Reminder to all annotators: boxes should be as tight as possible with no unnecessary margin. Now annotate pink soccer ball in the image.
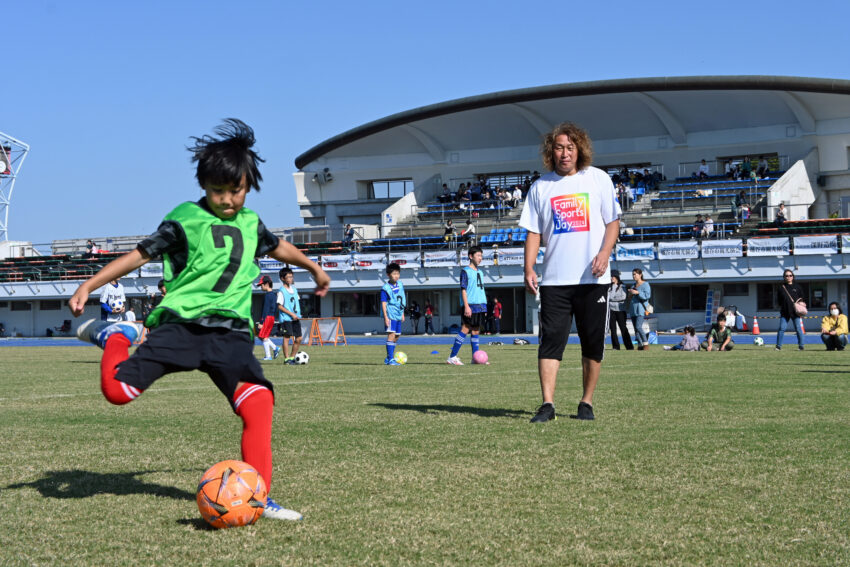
[472,350,489,364]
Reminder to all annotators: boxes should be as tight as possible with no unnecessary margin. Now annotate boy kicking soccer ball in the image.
[447,246,489,365]
[68,119,330,521]
[381,262,406,365]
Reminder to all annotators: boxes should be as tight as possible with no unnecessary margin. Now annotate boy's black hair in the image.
[468,245,483,257]
[716,314,726,323]
[279,267,293,280]
[189,118,265,191]
[386,262,401,275]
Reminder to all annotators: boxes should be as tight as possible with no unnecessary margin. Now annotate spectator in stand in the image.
[504,231,514,247]
[461,219,476,244]
[458,184,472,209]
[691,214,705,239]
[820,302,848,351]
[732,190,747,221]
[701,214,715,238]
[741,156,752,180]
[492,297,502,335]
[643,169,656,191]
[511,185,523,208]
[697,159,710,179]
[342,224,355,247]
[498,187,512,209]
[455,183,466,205]
[443,219,457,243]
[757,156,770,179]
[617,182,632,211]
[470,182,482,202]
[530,170,540,184]
[522,176,532,196]
[725,160,735,179]
[424,300,435,335]
[438,184,452,204]
[775,202,787,227]
[84,239,98,258]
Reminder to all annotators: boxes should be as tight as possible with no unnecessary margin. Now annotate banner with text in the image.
[658,241,699,260]
[746,237,790,257]
[615,242,656,261]
[350,253,387,269]
[140,262,163,278]
[496,246,525,266]
[424,250,459,267]
[701,239,743,259]
[290,256,319,272]
[843,234,850,251]
[793,235,839,255]
[387,252,421,268]
[258,258,284,274]
[320,254,352,271]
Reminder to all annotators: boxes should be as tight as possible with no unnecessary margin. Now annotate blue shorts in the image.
[386,319,402,334]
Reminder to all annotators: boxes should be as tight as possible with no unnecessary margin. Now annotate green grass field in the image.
[1,343,848,566]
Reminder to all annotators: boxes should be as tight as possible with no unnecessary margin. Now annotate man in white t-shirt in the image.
[519,122,621,423]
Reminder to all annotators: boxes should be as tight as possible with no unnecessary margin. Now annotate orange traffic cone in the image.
[800,319,806,334]
[752,316,760,335]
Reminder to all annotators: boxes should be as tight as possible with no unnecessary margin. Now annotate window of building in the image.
[722,283,749,296]
[0,301,8,308]
[40,300,61,310]
[808,282,827,309]
[299,294,321,318]
[370,179,414,199]
[333,292,379,317]
[669,285,708,311]
[11,301,31,311]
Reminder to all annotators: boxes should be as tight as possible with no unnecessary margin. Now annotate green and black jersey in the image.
[139,199,279,335]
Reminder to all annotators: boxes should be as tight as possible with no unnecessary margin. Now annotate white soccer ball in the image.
[753,336,764,346]
[294,351,310,365]
[109,299,124,313]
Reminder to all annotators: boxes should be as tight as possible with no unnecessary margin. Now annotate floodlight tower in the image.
[0,131,30,242]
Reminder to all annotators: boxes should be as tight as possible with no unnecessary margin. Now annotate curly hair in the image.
[540,122,593,173]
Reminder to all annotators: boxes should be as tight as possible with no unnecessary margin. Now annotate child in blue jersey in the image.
[276,268,304,365]
[380,262,406,365]
[257,275,281,361]
[447,246,489,365]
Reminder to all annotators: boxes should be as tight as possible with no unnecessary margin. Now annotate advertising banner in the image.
[843,234,850,251]
[139,262,163,278]
[319,254,352,271]
[746,237,790,257]
[615,242,655,261]
[701,239,743,259]
[387,252,421,268]
[496,246,525,266]
[424,250,459,267]
[657,241,699,260]
[350,253,387,269]
[793,235,839,255]
[258,258,284,273]
[480,247,497,266]
[290,256,319,272]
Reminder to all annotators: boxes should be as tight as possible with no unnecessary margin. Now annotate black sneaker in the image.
[570,402,595,421]
[530,403,556,423]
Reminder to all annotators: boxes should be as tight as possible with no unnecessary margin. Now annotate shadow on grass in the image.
[802,369,850,374]
[5,469,195,501]
[177,517,217,530]
[369,402,532,419]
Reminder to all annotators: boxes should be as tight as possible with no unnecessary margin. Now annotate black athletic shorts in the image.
[281,320,302,338]
[115,323,274,411]
[461,311,486,329]
[538,284,608,362]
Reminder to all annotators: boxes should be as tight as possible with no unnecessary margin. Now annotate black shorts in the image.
[115,323,274,411]
[461,311,486,329]
[281,320,302,338]
[538,284,608,362]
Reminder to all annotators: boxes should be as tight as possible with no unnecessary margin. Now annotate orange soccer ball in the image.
[196,460,268,529]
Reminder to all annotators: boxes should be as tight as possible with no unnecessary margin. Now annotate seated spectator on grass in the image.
[665,326,700,351]
[701,314,734,351]
[775,203,787,227]
[701,215,714,238]
[757,156,769,178]
[691,214,705,238]
[698,159,710,179]
[821,302,848,351]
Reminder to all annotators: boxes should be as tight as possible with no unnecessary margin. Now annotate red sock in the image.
[100,334,142,405]
[233,384,274,490]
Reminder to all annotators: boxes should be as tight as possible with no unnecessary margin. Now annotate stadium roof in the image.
[294,75,850,169]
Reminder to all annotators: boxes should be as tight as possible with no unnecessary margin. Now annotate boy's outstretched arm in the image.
[269,240,331,297]
[69,249,151,317]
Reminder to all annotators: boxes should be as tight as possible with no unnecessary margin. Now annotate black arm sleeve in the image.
[137,221,185,258]
[255,218,280,258]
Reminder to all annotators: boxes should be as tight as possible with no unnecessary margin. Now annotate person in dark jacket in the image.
[607,270,633,350]
[776,269,805,351]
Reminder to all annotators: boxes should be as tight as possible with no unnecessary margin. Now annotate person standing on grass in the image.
[628,268,652,351]
[381,262,406,365]
[607,270,633,350]
[776,269,805,351]
[446,246,489,365]
[68,119,331,522]
[277,268,304,364]
[520,122,621,423]
[257,275,281,361]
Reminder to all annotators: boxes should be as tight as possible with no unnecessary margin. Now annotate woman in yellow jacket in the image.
[820,302,848,351]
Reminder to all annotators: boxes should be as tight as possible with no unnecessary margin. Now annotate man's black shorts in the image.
[461,311,486,328]
[538,284,608,362]
[115,323,273,411]
[281,320,302,338]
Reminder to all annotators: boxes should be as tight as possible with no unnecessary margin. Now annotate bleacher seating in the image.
[620,222,741,241]
[650,177,778,211]
[753,218,850,236]
[418,200,516,220]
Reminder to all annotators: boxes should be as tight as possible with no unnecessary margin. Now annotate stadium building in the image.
[2,76,850,337]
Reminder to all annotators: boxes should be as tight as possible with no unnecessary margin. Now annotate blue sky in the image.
[5,0,850,245]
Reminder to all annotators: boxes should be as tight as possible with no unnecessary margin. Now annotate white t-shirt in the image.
[519,167,621,286]
[123,310,136,322]
[99,282,126,322]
